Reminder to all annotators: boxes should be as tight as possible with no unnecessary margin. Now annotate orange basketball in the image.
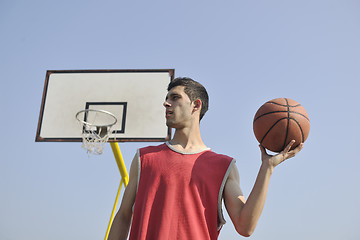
[253,98,310,152]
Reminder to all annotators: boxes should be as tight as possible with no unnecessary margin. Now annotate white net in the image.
[76,109,117,155]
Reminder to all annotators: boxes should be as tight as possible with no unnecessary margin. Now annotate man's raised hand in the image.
[260,140,304,169]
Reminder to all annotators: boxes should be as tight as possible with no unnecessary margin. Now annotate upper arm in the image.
[118,151,139,218]
[108,152,139,239]
[223,163,246,230]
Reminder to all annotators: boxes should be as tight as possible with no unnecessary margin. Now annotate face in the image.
[163,86,195,128]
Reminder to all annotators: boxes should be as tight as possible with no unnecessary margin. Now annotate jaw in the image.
[165,108,200,130]
[165,118,182,129]
[166,116,199,132]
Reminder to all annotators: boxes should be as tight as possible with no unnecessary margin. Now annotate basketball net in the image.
[76,109,117,155]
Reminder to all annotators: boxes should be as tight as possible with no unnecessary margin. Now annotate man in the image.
[108,77,303,239]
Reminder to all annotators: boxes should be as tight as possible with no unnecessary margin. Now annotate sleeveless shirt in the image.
[129,143,235,240]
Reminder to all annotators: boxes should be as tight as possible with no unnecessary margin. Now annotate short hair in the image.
[167,77,209,121]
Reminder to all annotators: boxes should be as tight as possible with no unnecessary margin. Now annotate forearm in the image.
[226,142,302,237]
[238,163,273,235]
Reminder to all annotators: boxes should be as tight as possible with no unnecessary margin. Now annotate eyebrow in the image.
[165,93,181,100]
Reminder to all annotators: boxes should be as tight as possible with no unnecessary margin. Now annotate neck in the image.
[169,123,207,152]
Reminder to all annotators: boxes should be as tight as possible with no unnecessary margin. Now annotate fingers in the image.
[283,140,296,153]
[259,141,304,161]
[283,141,304,159]
[291,142,304,154]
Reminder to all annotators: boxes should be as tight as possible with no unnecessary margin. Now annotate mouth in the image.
[165,110,173,118]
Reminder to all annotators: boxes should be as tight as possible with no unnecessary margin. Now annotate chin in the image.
[166,121,180,129]
[166,122,175,128]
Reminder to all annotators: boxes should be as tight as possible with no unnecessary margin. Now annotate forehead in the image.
[166,85,186,96]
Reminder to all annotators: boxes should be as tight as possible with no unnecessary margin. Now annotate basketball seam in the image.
[289,117,305,142]
[260,117,288,146]
[253,110,310,122]
[268,101,301,108]
[282,98,290,151]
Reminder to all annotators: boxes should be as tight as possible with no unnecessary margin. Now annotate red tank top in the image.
[129,143,234,240]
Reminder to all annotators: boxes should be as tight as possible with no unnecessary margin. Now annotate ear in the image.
[193,99,202,112]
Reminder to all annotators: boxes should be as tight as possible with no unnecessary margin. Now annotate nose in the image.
[163,100,171,108]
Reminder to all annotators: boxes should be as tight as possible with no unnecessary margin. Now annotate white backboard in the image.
[36,69,174,142]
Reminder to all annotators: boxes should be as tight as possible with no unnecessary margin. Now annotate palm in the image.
[260,140,303,168]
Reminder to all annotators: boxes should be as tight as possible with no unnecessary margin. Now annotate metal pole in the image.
[110,142,129,186]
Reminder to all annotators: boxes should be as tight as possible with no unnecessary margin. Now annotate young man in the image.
[108,77,303,239]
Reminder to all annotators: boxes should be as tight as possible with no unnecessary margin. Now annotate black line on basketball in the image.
[260,117,288,144]
[282,99,290,150]
[289,117,305,142]
[254,110,288,122]
[254,110,310,123]
[289,111,310,121]
[268,100,301,108]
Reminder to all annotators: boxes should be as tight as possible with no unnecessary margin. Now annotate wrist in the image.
[260,161,274,175]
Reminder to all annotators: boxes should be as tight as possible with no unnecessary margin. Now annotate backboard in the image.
[35,69,174,142]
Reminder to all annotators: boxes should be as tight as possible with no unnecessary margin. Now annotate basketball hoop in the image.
[75,109,117,155]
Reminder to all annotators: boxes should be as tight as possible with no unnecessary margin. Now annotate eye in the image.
[170,94,181,100]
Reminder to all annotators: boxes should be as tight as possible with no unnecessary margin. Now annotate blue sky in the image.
[1,0,360,239]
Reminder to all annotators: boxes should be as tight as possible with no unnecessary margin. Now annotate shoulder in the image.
[139,143,167,155]
[227,162,240,181]
[203,150,234,163]
[197,151,235,174]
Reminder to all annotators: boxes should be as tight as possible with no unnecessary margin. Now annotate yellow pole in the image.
[104,142,129,240]
[110,142,129,186]
[104,179,124,240]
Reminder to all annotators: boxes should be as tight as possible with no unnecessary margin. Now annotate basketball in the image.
[253,98,310,153]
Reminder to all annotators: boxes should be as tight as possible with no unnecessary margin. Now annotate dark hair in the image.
[167,77,209,121]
